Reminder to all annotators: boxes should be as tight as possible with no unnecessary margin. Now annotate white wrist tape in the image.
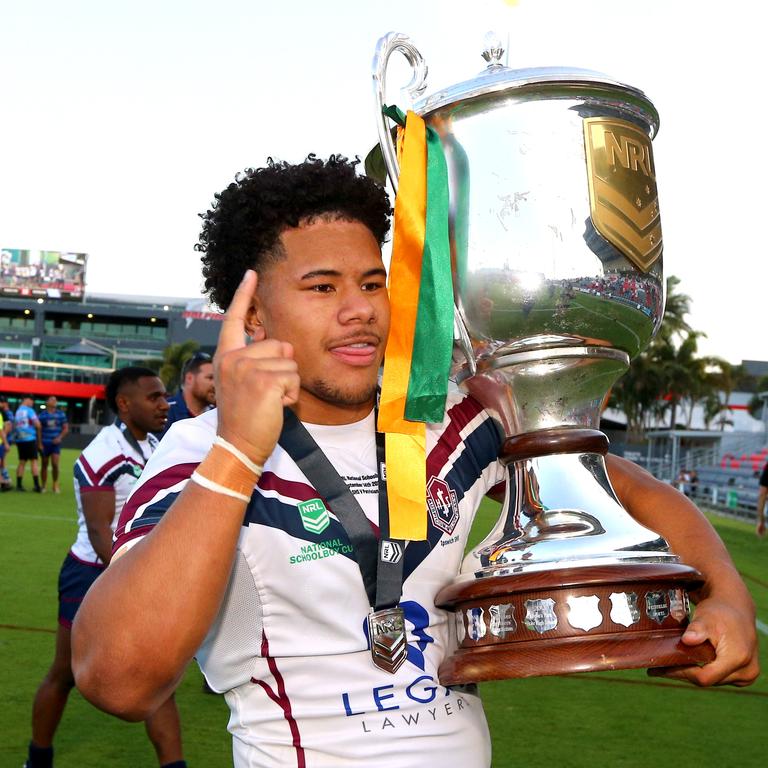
[214,435,264,476]
[191,470,252,503]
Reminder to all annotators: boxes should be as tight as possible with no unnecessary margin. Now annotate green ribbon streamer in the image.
[381,104,453,423]
[382,104,406,127]
[404,123,453,423]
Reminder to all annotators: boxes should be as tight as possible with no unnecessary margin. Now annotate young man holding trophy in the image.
[71,155,757,768]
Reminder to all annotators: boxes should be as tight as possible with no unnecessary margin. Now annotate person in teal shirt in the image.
[13,395,42,492]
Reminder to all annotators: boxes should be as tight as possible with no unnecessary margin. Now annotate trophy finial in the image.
[481,31,505,68]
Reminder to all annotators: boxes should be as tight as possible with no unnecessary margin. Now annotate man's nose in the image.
[338,290,376,324]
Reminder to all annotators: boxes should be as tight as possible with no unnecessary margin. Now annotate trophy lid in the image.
[413,33,659,136]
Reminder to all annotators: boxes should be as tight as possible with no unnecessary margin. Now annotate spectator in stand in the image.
[40,396,69,493]
[14,395,42,492]
[756,462,767,537]
[676,468,692,496]
[689,468,699,499]
[163,352,216,435]
[0,396,13,491]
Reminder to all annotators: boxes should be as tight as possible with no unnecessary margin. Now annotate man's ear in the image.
[244,302,266,342]
[114,392,130,415]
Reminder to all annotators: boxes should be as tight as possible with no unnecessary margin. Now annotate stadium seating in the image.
[691,453,766,516]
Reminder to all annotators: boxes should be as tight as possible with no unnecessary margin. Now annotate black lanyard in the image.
[279,407,405,611]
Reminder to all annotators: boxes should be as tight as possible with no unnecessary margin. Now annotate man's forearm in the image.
[606,454,759,686]
[86,524,114,565]
[606,455,746,598]
[72,481,246,719]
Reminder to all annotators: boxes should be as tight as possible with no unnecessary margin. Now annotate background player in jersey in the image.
[163,351,216,434]
[14,394,42,492]
[40,395,69,493]
[73,157,758,768]
[0,396,12,491]
[756,461,767,537]
[24,368,186,768]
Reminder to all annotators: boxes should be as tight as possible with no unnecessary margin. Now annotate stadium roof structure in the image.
[84,292,194,307]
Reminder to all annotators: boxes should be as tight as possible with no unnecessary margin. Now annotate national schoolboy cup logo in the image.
[297,498,330,534]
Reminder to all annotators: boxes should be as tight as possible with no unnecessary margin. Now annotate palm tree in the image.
[698,358,741,431]
[655,275,693,346]
[611,275,701,440]
[159,340,201,392]
[609,352,666,440]
[654,330,704,430]
[702,391,724,430]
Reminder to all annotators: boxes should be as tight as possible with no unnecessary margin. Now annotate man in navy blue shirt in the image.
[40,396,69,493]
[163,352,215,434]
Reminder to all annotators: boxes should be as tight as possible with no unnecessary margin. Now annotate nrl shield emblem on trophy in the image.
[371,32,714,682]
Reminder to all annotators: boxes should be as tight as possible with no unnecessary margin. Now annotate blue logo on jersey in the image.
[362,600,434,671]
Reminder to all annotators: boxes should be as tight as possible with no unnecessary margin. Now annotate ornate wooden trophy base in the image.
[436,562,715,684]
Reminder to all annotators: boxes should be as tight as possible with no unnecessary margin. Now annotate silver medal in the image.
[368,606,407,674]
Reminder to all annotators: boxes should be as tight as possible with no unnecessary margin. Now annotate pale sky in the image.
[1,0,764,364]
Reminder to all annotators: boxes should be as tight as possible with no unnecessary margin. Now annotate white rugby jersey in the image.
[72,421,155,564]
[115,393,506,768]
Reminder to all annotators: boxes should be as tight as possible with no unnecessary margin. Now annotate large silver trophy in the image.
[372,32,714,682]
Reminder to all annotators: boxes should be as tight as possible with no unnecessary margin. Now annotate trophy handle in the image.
[372,32,428,193]
[372,32,476,375]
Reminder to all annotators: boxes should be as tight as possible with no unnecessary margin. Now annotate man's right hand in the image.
[214,269,300,466]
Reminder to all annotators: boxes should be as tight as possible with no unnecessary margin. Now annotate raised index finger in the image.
[217,269,258,355]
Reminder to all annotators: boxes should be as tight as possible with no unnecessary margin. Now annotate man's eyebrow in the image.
[300,269,341,280]
[299,267,387,280]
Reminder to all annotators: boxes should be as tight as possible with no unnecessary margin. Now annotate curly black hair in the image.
[196,154,392,311]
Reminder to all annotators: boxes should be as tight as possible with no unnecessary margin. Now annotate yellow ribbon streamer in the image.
[378,110,428,541]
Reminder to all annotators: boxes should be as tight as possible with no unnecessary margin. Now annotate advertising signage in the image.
[0,248,87,301]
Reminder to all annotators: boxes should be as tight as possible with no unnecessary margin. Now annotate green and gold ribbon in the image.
[378,107,453,541]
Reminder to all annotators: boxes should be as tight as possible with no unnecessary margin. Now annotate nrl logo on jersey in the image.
[426,476,459,535]
[297,497,330,534]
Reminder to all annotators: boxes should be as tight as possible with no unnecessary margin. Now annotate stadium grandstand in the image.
[607,391,768,521]
[1,247,220,440]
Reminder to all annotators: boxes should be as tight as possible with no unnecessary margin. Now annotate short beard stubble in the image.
[304,377,378,410]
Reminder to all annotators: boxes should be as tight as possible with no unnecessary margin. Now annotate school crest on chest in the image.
[426,476,459,535]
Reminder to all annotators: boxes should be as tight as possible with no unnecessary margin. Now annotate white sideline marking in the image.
[0,510,72,522]
[756,619,768,636]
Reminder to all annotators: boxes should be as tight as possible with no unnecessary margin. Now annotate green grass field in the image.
[1,449,765,767]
